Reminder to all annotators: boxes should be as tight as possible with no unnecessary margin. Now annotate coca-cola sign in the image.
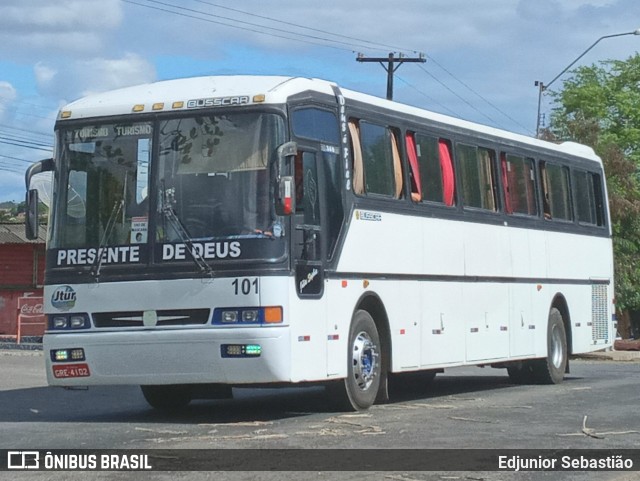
[18,297,45,317]
[20,303,44,315]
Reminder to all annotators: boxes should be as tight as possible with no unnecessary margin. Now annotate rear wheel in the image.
[533,308,567,384]
[507,308,568,385]
[141,385,192,411]
[506,361,535,384]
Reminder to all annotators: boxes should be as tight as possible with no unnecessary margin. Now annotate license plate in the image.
[53,363,91,379]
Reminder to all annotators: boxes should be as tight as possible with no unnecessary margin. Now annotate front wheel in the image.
[328,310,382,411]
[141,385,192,411]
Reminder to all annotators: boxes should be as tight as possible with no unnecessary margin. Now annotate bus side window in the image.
[350,119,403,199]
[501,153,537,216]
[406,132,452,205]
[574,169,605,226]
[457,143,497,211]
[540,161,572,221]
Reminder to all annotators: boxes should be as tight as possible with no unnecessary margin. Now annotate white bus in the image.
[26,75,614,411]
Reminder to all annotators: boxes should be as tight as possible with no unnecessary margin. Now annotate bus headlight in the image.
[70,315,88,328]
[222,310,238,323]
[48,313,90,330]
[242,309,259,323]
[52,316,68,329]
[212,307,283,325]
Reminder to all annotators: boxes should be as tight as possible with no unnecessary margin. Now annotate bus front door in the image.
[288,147,333,382]
[292,149,325,298]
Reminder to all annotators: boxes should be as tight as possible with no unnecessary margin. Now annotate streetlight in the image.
[535,28,640,137]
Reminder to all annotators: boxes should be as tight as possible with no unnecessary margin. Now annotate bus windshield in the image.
[50,122,154,250]
[157,113,283,241]
[50,112,286,262]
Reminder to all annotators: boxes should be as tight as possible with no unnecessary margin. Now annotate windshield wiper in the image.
[160,184,214,277]
[90,198,124,281]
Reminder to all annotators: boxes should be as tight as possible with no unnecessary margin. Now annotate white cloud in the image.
[35,53,157,101]
[0,81,17,101]
[0,0,122,59]
[0,0,121,30]
[0,81,17,122]
[33,64,57,87]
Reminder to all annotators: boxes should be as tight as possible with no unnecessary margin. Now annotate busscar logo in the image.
[51,285,77,311]
[8,451,39,469]
[355,210,382,222]
[186,96,250,109]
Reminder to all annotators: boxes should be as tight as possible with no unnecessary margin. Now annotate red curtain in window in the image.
[439,140,455,207]
[405,133,422,200]
[501,153,513,214]
[524,163,536,215]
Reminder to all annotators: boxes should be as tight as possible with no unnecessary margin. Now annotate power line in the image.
[424,56,533,134]
[191,0,417,55]
[1,154,42,165]
[123,0,528,133]
[0,123,53,140]
[0,135,53,149]
[417,65,500,126]
[138,0,420,54]
[395,75,460,118]
[0,130,53,147]
[190,0,526,131]
[123,0,358,52]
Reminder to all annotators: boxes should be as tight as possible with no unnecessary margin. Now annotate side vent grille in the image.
[591,284,609,343]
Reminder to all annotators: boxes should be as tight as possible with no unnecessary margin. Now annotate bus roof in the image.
[58,75,600,163]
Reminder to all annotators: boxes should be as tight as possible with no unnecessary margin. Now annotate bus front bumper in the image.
[43,327,291,387]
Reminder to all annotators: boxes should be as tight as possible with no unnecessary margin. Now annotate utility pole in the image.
[357,52,426,100]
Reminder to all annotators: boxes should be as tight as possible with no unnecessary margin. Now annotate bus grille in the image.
[591,284,609,342]
[93,309,210,328]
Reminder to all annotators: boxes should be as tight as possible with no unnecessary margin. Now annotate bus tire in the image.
[533,308,567,384]
[506,362,535,384]
[141,385,192,411]
[328,310,382,411]
[389,370,437,394]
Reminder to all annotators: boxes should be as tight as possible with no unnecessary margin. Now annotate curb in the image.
[573,351,640,362]
[0,336,43,351]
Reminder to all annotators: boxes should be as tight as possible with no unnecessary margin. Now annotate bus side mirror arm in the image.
[275,141,297,216]
[25,158,53,240]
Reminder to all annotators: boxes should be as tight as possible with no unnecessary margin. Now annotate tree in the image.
[549,54,640,334]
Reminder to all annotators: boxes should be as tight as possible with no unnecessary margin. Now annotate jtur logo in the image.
[51,285,77,311]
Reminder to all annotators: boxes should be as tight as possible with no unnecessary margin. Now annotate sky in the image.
[1,0,640,203]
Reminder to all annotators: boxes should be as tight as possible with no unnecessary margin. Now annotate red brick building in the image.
[0,223,46,340]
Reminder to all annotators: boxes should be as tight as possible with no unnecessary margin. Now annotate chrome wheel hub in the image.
[351,330,378,390]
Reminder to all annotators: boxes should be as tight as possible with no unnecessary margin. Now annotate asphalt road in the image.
[0,350,639,481]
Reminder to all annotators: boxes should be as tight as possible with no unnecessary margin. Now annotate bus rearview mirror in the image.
[275,141,297,216]
[25,189,40,240]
